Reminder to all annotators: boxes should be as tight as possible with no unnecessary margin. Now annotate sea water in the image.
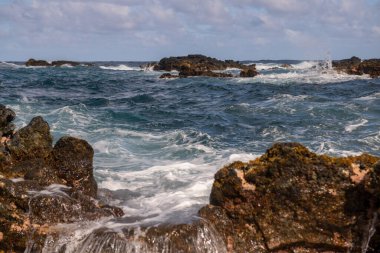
[1,60,380,250]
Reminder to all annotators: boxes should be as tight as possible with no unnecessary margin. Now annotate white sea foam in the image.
[345,119,368,132]
[100,65,141,71]
[228,153,259,163]
[0,61,23,68]
[236,69,371,84]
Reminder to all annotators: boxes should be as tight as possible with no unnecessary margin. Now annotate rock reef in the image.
[332,56,380,78]
[2,104,380,252]
[150,54,258,78]
[25,59,93,67]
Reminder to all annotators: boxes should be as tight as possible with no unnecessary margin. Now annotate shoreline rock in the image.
[0,105,123,252]
[332,56,380,78]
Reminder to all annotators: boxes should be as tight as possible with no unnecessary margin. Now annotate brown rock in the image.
[52,136,97,198]
[7,116,53,162]
[25,59,51,67]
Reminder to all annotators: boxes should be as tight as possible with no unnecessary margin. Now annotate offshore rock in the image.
[332,56,380,78]
[239,64,259,77]
[208,143,380,252]
[7,116,52,162]
[25,59,88,67]
[53,136,98,198]
[25,58,51,67]
[332,56,362,75]
[153,54,258,78]
[360,59,380,78]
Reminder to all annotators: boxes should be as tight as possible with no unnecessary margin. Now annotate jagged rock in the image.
[209,143,380,252]
[239,65,259,77]
[52,136,97,198]
[25,59,51,67]
[332,56,362,75]
[159,73,179,79]
[360,59,380,78]
[153,54,258,78]
[0,104,16,137]
[51,60,80,67]
[29,187,123,224]
[179,66,233,78]
[7,116,53,162]
[332,56,380,78]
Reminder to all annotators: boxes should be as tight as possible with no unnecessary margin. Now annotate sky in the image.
[0,0,380,61]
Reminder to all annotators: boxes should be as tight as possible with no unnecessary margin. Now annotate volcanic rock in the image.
[52,136,97,198]
[153,54,258,78]
[0,104,16,137]
[159,73,179,79]
[25,59,51,67]
[208,142,380,252]
[360,59,380,78]
[332,56,362,75]
[239,64,259,77]
[332,56,380,78]
[7,116,52,162]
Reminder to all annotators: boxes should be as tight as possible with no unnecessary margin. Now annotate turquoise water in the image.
[1,60,379,225]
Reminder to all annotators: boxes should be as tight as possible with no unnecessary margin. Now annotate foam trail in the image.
[100,65,140,71]
[345,119,368,133]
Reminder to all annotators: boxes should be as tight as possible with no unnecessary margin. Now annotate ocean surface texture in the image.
[1,60,379,239]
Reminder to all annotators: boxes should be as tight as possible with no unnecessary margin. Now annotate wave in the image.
[236,69,371,84]
[100,65,141,71]
[0,61,23,68]
[345,119,368,133]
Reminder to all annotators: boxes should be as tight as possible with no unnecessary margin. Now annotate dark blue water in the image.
[1,61,380,226]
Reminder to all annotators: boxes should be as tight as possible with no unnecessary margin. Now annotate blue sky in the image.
[0,0,379,61]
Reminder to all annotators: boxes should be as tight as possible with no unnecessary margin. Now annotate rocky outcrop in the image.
[239,64,258,77]
[0,105,16,137]
[0,105,123,252]
[52,136,97,198]
[332,56,380,78]
[154,54,258,78]
[25,59,91,67]
[206,143,380,252]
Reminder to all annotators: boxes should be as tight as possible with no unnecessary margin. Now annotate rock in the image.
[209,143,380,252]
[52,136,97,198]
[159,73,179,79]
[332,56,362,75]
[7,116,53,162]
[25,58,51,67]
[280,63,293,69]
[239,64,259,77]
[179,66,233,78]
[153,54,257,78]
[0,104,16,137]
[51,60,80,67]
[29,187,123,224]
[360,59,380,78]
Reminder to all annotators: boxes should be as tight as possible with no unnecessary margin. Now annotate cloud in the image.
[0,0,379,60]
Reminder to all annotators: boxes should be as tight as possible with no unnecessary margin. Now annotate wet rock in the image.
[0,104,16,137]
[153,54,257,78]
[332,56,362,75]
[51,60,80,67]
[360,59,380,78]
[179,66,233,78]
[209,143,380,252]
[52,136,97,198]
[25,58,51,67]
[29,187,123,224]
[239,65,259,77]
[159,73,179,79]
[7,116,53,162]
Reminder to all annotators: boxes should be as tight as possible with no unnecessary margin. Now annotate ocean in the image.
[1,60,380,249]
